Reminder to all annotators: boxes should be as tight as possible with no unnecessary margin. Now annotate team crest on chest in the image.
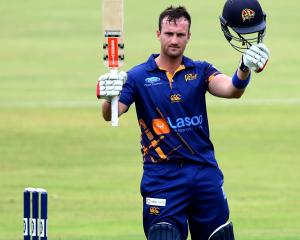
[170,94,182,103]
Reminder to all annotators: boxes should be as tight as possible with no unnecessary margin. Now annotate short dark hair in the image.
[159,6,191,32]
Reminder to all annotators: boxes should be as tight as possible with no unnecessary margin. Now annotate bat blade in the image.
[103,0,124,33]
[102,0,124,127]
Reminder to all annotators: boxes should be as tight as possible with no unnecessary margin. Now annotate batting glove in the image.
[96,70,127,100]
[242,43,270,73]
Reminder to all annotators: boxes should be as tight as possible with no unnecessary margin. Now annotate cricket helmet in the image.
[220,0,266,52]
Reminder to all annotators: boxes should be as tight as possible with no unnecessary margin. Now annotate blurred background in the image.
[0,1,299,239]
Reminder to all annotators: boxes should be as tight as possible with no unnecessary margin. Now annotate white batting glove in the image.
[96,70,127,100]
[242,43,270,73]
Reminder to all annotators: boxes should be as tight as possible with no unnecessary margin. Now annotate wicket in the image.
[24,188,48,240]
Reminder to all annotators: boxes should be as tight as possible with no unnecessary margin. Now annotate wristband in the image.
[232,71,251,89]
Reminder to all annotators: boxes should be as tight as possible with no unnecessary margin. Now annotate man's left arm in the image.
[208,43,270,98]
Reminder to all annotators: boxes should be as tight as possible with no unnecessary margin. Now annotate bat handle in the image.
[110,69,119,127]
[111,96,118,127]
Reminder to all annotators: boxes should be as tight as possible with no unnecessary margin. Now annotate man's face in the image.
[157,17,191,58]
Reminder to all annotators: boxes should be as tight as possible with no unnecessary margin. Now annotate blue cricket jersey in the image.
[119,54,221,166]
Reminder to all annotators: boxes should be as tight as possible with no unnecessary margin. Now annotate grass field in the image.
[0,0,300,239]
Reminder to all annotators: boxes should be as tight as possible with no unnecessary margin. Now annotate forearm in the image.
[101,100,129,121]
[230,67,251,98]
[230,65,251,97]
[236,67,250,80]
[208,60,252,99]
[102,100,112,121]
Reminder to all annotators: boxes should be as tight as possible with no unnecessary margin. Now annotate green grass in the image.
[1,0,300,239]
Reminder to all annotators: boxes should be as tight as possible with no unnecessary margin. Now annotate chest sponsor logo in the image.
[167,115,203,131]
[185,73,198,81]
[152,118,170,135]
[170,94,182,103]
[144,77,162,87]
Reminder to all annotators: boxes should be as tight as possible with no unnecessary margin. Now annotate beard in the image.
[162,44,185,58]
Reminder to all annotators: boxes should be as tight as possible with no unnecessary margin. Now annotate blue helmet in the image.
[220,0,266,52]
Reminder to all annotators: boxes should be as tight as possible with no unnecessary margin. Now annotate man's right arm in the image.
[102,100,128,121]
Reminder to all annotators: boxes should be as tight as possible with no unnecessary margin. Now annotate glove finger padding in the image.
[96,71,127,99]
[248,45,269,64]
[98,73,110,82]
[243,43,270,73]
[100,86,114,91]
[103,80,124,86]
[244,53,258,65]
[118,71,127,82]
[100,90,120,97]
[257,43,270,57]
[100,85,123,91]
[246,48,261,60]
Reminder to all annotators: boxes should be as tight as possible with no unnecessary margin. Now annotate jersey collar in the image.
[144,54,195,72]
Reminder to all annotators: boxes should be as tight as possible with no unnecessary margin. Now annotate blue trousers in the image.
[141,161,229,240]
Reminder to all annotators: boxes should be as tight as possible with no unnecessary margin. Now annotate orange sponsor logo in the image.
[152,118,170,135]
[242,9,255,22]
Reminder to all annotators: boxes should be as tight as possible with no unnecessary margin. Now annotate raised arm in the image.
[208,43,270,99]
[208,70,249,99]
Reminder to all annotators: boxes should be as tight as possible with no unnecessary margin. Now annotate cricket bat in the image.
[102,0,125,127]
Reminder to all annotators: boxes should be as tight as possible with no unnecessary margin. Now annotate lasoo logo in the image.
[167,115,203,130]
